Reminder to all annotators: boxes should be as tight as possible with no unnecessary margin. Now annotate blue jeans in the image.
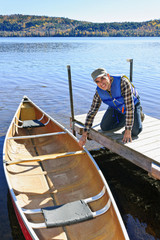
[100,103,142,136]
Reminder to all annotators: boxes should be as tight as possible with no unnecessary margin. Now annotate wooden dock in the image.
[73,111,160,180]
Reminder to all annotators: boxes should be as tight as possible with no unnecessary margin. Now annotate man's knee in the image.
[100,121,110,131]
[132,127,142,136]
[100,122,107,131]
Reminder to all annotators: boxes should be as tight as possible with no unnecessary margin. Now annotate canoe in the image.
[3,96,130,240]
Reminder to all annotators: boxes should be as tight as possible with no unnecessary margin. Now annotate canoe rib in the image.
[7,131,67,140]
[6,150,86,165]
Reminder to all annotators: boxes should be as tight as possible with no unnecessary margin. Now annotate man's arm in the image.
[121,76,134,143]
[79,91,101,147]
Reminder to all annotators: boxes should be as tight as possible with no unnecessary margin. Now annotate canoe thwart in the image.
[7,131,67,140]
[5,150,86,165]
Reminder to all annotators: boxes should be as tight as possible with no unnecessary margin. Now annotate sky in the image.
[0,0,160,23]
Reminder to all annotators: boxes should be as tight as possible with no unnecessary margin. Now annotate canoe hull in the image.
[3,96,130,240]
[11,193,33,240]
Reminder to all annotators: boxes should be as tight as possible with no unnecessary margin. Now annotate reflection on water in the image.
[0,37,160,239]
[91,148,160,240]
[125,215,157,240]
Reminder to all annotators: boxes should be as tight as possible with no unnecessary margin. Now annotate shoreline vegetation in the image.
[0,14,160,37]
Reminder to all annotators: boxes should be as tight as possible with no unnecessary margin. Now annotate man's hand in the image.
[79,132,87,147]
[123,129,132,143]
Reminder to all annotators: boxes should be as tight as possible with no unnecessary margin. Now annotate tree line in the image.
[0,14,160,37]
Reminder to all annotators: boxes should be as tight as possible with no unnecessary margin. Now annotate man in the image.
[79,68,143,147]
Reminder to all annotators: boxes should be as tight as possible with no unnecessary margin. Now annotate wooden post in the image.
[127,59,133,82]
[67,65,76,136]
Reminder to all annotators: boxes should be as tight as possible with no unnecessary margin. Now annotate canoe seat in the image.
[14,114,50,129]
[21,119,45,128]
[42,200,93,227]
[22,187,111,228]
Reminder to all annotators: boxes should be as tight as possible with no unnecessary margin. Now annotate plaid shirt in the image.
[84,75,138,132]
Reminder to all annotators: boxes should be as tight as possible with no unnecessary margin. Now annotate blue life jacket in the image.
[96,75,139,114]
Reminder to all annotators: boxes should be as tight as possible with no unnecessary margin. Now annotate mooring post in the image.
[67,65,76,136]
[127,59,133,82]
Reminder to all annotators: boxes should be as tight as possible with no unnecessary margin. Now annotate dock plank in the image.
[74,111,160,180]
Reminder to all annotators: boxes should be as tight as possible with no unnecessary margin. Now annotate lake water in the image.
[0,37,160,239]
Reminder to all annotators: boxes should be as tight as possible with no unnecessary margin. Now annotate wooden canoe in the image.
[3,96,130,240]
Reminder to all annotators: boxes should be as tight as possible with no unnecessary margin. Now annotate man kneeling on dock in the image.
[79,68,144,146]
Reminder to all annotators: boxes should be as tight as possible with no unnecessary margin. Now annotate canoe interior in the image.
[5,99,126,240]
